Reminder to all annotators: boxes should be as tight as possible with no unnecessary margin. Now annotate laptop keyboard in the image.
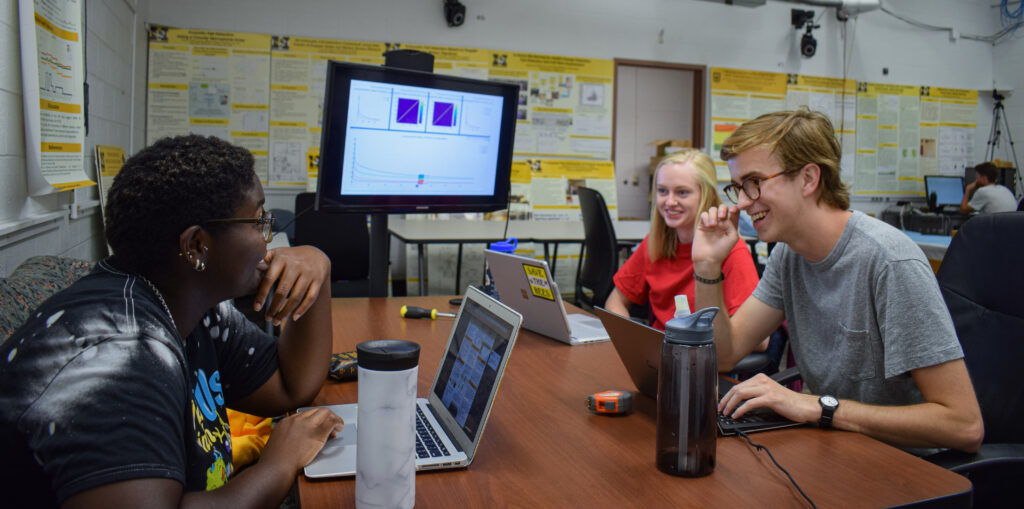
[717,408,801,436]
[415,406,451,459]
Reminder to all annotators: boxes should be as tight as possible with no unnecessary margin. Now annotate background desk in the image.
[903,231,953,273]
[388,219,650,295]
[298,296,971,508]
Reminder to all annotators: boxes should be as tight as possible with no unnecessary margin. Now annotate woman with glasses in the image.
[604,149,760,332]
[0,135,344,507]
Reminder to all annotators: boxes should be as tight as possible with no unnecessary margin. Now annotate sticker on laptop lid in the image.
[522,264,555,301]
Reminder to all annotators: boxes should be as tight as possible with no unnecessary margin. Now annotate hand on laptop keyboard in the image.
[718,373,818,425]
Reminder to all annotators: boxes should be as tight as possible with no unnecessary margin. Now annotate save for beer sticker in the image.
[522,264,555,301]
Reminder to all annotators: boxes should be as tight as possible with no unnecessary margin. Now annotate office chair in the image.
[268,207,295,244]
[925,212,1024,508]
[292,192,372,297]
[575,187,619,311]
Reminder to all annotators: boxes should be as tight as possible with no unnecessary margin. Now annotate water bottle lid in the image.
[488,237,518,253]
[357,339,420,371]
[664,307,719,345]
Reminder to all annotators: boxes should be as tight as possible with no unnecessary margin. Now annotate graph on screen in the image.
[341,80,504,196]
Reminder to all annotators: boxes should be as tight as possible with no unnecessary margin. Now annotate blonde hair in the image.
[648,149,721,262]
[720,107,849,210]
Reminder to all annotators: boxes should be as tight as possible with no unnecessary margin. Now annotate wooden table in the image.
[298,296,972,508]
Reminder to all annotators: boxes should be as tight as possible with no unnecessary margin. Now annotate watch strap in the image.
[818,395,838,429]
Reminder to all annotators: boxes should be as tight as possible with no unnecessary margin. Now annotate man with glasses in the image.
[694,108,983,453]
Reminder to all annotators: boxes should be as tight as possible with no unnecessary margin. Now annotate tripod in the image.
[984,90,1022,200]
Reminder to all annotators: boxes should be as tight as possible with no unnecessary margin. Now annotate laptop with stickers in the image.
[484,249,608,345]
[298,286,523,478]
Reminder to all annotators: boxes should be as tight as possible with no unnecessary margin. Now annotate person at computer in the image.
[959,161,1018,214]
[0,135,345,507]
[603,148,761,334]
[693,108,984,453]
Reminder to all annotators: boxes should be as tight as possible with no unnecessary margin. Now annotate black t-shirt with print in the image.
[0,261,279,507]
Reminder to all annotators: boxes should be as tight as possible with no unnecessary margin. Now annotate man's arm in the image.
[232,245,333,416]
[959,181,977,215]
[693,205,783,370]
[719,359,984,452]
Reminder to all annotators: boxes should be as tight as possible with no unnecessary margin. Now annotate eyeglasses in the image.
[206,209,275,243]
[722,171,792,204]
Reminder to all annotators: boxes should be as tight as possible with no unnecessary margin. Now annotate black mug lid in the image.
[357,339,421,371]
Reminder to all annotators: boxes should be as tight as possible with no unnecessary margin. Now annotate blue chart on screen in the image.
[396,98,421,124]
[433,102,456,127]
[341,79,504,196]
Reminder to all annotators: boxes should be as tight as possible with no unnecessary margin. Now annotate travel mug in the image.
[355,339,420,509]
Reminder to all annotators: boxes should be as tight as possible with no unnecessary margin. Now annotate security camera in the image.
[444,0,466,27]
[801,27,818,58]
[791,9,819,58]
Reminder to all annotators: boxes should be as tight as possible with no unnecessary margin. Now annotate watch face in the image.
[821,396,839,408]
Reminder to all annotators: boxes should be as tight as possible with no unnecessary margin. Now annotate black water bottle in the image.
[656,306,719,477]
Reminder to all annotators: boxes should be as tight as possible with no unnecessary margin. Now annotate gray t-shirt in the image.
[751,211,962,405]
[968,184,1017,214]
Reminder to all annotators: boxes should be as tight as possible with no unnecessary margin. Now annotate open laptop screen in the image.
[432,298,515,442]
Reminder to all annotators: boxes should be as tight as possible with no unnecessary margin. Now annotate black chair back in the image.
[575,187,618,310]
[936,212,1024,444]
[269,208,295,244]
[292,192,371,296]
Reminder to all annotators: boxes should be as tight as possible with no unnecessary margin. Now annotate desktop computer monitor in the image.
[316,61,520,213]
[924,176,964,208]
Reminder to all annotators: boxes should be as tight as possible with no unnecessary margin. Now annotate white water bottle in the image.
[355,340,420,509]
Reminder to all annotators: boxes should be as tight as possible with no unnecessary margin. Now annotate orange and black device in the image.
[585,390,633,415]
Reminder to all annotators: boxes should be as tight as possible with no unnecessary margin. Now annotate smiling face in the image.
[727,146,803,244]
[655,161,702,242]
[206,176,270,299]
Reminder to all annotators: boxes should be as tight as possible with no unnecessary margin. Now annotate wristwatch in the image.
[818,395,839,429]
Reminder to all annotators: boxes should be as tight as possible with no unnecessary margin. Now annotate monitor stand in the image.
[368,213,388,297]
[367,49,435,298]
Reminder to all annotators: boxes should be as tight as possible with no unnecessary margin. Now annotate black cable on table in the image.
[735,429,817,509]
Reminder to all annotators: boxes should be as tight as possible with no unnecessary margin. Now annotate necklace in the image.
[138,275,177,333]
[99,259,179,335]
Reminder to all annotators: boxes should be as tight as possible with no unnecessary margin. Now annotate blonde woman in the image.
[604,149,758,330]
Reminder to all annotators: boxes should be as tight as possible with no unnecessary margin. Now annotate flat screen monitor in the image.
[924,176,964,207]
[316,61,519,213]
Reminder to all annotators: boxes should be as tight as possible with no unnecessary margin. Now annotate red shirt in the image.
[612,236,759,331]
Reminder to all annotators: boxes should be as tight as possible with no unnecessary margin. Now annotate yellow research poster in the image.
[94,145,126,214]
[527,159,616,221]
[854,83,921,194]
[19,0,94,193]
[709,68,787,180]
[785,74,857,183]
[507,161,534,220]
[920,87,977,179]
[269,37,387,188]
[146,26,272,183]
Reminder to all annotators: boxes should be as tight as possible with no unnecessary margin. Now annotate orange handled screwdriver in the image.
[400,305,456,320]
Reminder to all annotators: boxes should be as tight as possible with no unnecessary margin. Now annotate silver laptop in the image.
[485,249,609,345]
[299,285,523,478]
